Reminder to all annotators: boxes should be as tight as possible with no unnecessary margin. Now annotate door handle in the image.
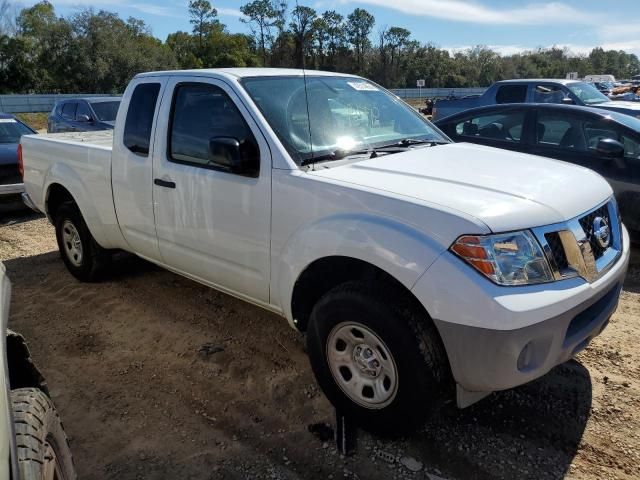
[154,178,176,189]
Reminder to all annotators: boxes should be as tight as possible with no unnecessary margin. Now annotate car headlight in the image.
[451,230,553,286]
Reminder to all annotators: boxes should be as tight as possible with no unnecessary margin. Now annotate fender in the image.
[275,213,447,326]
[44,161,127,250]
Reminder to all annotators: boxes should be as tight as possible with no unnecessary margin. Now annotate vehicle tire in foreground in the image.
[54,202,110,282]
[306,281,451,434]
[11,388,76,480]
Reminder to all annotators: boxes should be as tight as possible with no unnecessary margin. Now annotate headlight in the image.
[451,230,553,286]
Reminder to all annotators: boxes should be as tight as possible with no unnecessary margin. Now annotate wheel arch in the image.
[6,331,48,395]
[290,255,438,335]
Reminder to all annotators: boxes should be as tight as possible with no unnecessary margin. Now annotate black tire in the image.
[11,388,76,480]
[307,281,451,434]
[54,202,110,282]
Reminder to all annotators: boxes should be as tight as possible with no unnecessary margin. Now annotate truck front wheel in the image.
[54,202,110,282]
[306,281,451,434]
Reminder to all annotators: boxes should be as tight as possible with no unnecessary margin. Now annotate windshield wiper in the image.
[300,139,449,167]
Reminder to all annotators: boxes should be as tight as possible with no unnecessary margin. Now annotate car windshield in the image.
[240,75,448,164]
[0,118,34,143]
[567,82,611,105]
[90,101,121,121]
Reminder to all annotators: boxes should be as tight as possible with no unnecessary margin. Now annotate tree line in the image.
[0,0,638,94]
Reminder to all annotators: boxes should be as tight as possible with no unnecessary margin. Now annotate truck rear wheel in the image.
[54,202,110,282]
[306,281,451,434]
[11,388,76,480]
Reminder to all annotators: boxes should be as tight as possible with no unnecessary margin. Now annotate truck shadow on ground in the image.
[406,360,592,479]
[3,250,596,480]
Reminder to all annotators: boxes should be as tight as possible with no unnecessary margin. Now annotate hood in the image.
[594,101,640,112]
[310,143,613,233]
[101,121,115,128]
[0,143,18,166]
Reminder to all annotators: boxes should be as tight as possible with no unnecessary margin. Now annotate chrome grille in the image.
[533,199,622,283]
[544,232,569,271]
[578,204,610,260]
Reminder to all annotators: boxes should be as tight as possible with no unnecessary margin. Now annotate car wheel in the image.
[11,388,76,480]
[54,202,110,282]
[306,281,451,434]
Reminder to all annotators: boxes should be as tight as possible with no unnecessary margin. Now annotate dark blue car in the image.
[47,97,121,133]
[0,114,36,200]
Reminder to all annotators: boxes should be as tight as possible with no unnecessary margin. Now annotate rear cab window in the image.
[495,85,527,104]
[123,83,161,156]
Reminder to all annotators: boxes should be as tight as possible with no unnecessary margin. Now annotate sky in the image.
[21,0,640,57]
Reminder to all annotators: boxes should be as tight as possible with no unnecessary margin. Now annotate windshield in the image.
[90,101,120,121]
[567,82,610,105]
[241,75,448,164]
[0,118,34,144]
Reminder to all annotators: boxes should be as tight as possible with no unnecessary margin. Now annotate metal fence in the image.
[0,89,487,113]
[0,94,120,114]
[391,87,487,99]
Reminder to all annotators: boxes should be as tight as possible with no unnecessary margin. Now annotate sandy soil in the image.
[1,212,639,480]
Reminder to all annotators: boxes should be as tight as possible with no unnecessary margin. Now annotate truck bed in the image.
[20,129,122,248]
[31,130,114,150]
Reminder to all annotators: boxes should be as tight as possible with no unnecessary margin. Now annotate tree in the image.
[240,0,282,66]
[188,0,219,54]
[346,8,374,74]
[289,5,316,68]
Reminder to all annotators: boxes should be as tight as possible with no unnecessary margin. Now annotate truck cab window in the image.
[61,103,77,120]
[76,102,92,120]
[495,85,527,104]
[533,85,566,104]
[168,83,256,169]
[123,83,161,156]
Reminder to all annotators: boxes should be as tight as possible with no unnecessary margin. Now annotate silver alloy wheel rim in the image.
[62,220,83,267]
[326,322,398,409]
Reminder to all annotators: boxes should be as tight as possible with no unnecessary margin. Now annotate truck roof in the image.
[134,68,359,80]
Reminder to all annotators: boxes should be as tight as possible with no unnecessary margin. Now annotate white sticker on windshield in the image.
[0,118,17,123]
[347,81,379,91]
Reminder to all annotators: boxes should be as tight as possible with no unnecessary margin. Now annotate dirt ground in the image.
[1,211,639,480]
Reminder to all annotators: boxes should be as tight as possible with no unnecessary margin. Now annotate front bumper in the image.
[412,225,630,402]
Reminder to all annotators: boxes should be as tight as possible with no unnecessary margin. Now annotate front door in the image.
[152,77,272,302]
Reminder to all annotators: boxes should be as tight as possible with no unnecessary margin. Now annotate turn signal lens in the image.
[450,231,553,286]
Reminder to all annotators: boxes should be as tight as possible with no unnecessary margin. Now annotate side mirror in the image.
[77,114,92,122]
[208,136,259,177]
[596,138,626,167]
[561,97,575,105]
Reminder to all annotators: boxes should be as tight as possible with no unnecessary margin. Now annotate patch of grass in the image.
[15,112,48,132]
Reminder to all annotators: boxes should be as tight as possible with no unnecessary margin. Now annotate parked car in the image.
[20,69,630,432]
[591,81,615,96]
[48,97,121,133]
[435,103,640,237]
[0,264,76,479]
[432,79,640,121]
[0,114,36,201]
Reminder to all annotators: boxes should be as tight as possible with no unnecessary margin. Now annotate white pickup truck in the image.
[20,68,630,433]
